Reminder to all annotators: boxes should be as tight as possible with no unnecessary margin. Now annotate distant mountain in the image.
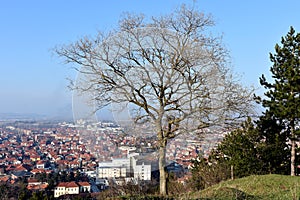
[0,113,47,121]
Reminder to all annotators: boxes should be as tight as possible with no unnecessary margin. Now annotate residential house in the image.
[27,178,48,191]
[36,160,45,169]
[54,181,81,198]
[31,168,52,175]
[30,154,40,162]
[78,182,91,193]
[0,176,10,183]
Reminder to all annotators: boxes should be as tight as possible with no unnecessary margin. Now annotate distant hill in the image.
[0,113,47,121]
[0,112,74,122]
[186,174,300,200]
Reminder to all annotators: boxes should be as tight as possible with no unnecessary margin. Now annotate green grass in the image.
[185,174,300,200]
[101,175,300,199]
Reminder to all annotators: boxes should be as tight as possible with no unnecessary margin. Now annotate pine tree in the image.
[216,118,263,178]
[257,26,300,176]
[256,111,290,174]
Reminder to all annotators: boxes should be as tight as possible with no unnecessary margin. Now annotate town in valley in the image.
[0,117,224,198]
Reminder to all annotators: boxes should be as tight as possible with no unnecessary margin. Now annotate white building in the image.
[96,152,151,182]
[54,181,91,198]
[78,182,91,193]
[54,182,80,198]
[97,166,127,178]
[134,162,151,181]
[98,158,131,178]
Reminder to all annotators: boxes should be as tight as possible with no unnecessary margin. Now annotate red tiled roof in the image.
[5,165,15,171]
[67,181,79,187]
[23,159,32,163]
[36,160,45,165]
[27,183,48,190]
[57,160,68,165]
[31,168,45,174]
[14,165,28,171]
[78,182,90,187]
[57,181,79,188]
[0,176,9,182]
[27,178,40,184]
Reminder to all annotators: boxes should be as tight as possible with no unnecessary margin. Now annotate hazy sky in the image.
[1,0,300,119]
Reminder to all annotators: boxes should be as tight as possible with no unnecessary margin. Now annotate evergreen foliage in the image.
[193,116,290,183]
[216,118,264,178]
[256,111,290,174]
[256,26,300,175]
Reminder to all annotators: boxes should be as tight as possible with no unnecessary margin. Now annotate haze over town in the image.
[1,0,300,120]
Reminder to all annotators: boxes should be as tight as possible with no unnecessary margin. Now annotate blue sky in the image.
[0,0,299,119]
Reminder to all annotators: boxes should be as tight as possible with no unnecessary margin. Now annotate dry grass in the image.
[186,174,300,200]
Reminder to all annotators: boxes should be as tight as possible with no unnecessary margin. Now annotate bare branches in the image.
[55,4,255,139]
[55,6,256,196]
[119,12,145,32]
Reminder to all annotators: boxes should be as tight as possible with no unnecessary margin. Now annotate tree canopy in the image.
[56,4,255,195]
[216,118,263,178]
[257,26,300,176]
[211,115,290,180]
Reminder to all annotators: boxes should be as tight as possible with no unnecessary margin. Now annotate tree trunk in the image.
[291,139,296,176]
[159,140,167,196]
[291,121,296,176]
[231,165,234,180]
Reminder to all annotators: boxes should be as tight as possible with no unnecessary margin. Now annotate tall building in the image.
[134,161,151,181]
[96,152,151,182]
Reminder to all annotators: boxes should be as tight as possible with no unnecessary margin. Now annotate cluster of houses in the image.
[0,123,97,198]
[0,120,225,198]
[0,125,96,170]
[0,122,155,198]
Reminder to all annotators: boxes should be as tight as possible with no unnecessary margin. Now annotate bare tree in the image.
[55,4,254,196]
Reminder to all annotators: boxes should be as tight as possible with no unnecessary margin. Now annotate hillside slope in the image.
[185,174,300,200]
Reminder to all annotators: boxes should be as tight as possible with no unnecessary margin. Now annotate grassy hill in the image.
[185,174,300,200]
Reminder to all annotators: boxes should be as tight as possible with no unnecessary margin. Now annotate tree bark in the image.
[291,126,296,176]
[159,140,167,196]
[291,140,295,176]
[231,165,234,180]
